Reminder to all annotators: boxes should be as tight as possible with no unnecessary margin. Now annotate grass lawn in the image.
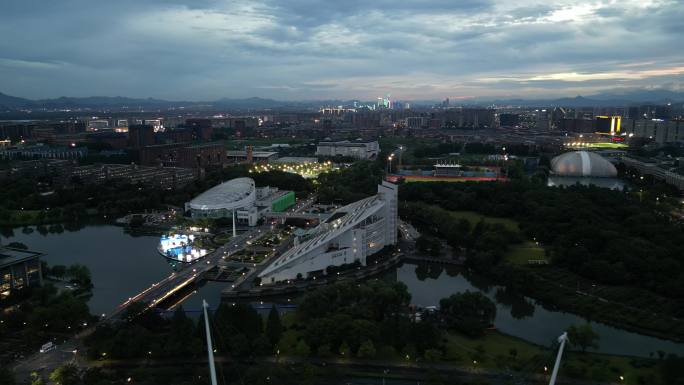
[505,242,547,265]
[1,210,43,226]
[449,210,520,233]
[278,309,661,384]
[444,331,661,385]
[214,233,232,244]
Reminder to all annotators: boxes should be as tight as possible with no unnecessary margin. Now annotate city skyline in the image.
[0,0,682,101]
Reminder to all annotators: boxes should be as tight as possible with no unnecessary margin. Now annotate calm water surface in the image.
[390,262,684,357]
[3,224,682,358]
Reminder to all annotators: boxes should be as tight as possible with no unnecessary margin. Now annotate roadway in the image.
[13,195,316,380]
[110,224,271,318]
[12,223,271,381]
[398,219,420,242]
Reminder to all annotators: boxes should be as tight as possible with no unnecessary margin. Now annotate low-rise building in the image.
[226,150,279,163]
[69,164,196,189]
[315,140,379,159]
[185,177,295,226]
[0,247,43,299]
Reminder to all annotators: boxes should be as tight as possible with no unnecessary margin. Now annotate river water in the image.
[2,223,682,358]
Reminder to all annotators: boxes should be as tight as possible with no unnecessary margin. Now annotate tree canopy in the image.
[439,291,497,337]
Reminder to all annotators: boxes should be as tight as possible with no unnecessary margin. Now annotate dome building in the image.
[185,177,296,235]
[550,151,617,178]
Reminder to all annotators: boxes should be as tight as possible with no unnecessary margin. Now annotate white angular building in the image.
[259,181,398,284]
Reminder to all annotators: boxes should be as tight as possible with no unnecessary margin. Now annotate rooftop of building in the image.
[260,195,386,277]
[226,150,279,158]
[0,247,43,268]
[317,140,378,146]
[273,156,319,164]
[187,177,256,210]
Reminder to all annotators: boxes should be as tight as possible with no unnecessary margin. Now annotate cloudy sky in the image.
[0,0,682,101]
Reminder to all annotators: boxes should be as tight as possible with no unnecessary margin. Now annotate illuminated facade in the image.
[259,182,398,283]
[0,247,43,299]
[596,116,622,135]
[551,151,617,177]
[185,178,295,226]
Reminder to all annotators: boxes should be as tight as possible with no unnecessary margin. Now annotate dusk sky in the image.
[1,0,682,101]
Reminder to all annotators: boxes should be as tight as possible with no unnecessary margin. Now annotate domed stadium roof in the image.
[186,177,256,211]
[550,151,617,177]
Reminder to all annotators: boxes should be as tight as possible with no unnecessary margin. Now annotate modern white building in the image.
[185,177,295,234]
[259,181,398,284]
[315,140,380,160]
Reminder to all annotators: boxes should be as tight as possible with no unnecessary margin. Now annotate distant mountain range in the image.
[1,88,682,111]
[0,93,309,111]
[474,89,684,107]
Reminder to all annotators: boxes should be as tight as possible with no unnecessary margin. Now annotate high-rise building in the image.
[128,124,155,149]
[499,113,520,127]
[596,116,622,134]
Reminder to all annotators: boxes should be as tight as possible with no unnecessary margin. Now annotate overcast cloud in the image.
[0,0,682,100]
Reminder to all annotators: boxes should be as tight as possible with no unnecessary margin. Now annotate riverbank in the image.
[0,209,93,228]
[488,262,684,342]
[400,200,684,343]
[272,309,664,385]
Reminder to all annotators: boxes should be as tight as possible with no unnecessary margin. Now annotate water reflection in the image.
[3,224,682,358]
[392,262,684,357]
[494,287,535,320]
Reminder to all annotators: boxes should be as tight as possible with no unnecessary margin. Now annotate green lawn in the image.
[505,242,547,265]
[449,210,520,233]
[444,331,661,385]
[277,311,660,384]
[214,233,232,244]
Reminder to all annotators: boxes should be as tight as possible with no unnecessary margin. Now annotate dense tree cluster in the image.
[439,291,497,337]
[43,263,93,290]
[400,181,684,301]
[0,164,313,226]
[0,284,93,360]
[296,280,440,357]
[401,201,522,271]
[567,323,600,353]
[85,302,284,361]
[412,142,539,159]
[86,304,202,359]
[317,161,384,204]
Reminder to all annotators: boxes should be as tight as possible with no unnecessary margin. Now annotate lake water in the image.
[390,262,684,357]
[1,224,174,315]
[2,224,682,358]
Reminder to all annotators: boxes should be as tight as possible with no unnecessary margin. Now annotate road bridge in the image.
[108,225,270,319]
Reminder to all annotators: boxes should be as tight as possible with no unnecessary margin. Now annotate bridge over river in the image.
[107,224,271,319]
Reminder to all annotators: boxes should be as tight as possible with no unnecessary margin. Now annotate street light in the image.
[387,155,394,174]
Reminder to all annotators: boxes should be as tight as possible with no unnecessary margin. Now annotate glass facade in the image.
[0,250,43,298]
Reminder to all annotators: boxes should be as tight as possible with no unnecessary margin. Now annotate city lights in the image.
[250,160,335,178]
